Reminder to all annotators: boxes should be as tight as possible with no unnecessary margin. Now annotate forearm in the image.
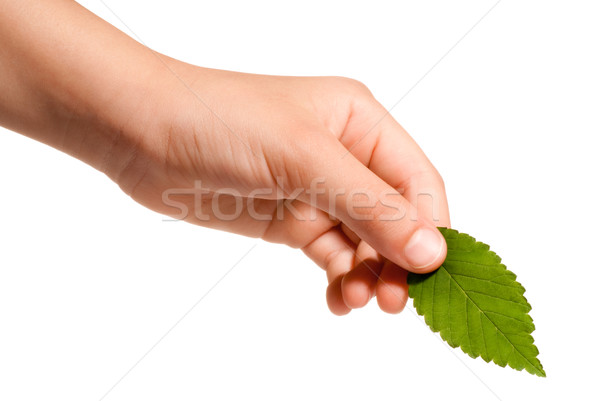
[0,0,168,177]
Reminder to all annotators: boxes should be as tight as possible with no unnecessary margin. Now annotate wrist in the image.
[0,1,171,184]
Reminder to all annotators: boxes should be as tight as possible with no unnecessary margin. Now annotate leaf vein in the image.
[443,266,541,374]
[464,289,529,306]
[444,258,500,268]
[450,272,518,289]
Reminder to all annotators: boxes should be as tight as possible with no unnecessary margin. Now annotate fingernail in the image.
[404,228,444,270]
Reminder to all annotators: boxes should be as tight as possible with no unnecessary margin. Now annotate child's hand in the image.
[0,0,450,315]
[116,65,450,315]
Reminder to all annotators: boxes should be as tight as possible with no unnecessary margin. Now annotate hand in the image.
[0,0,450,315]
[114,64,451,315]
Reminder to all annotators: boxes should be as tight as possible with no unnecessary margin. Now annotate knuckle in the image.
[325,76,373,98]
[431,168,446,190]
[414,165,445,190]
[343,77,373,97]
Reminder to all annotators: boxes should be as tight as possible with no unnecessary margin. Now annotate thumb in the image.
[297,138,446,273]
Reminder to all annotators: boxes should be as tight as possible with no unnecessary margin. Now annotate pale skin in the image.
[0,0,450,315]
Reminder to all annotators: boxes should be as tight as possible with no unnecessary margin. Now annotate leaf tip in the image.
[408,227,545,378]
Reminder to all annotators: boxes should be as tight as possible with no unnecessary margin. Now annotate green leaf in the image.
[407,228,545,377]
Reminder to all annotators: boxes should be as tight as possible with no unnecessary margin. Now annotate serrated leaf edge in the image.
[408,228,546,377]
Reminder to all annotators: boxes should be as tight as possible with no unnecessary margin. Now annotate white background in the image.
[1,1,598,400]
